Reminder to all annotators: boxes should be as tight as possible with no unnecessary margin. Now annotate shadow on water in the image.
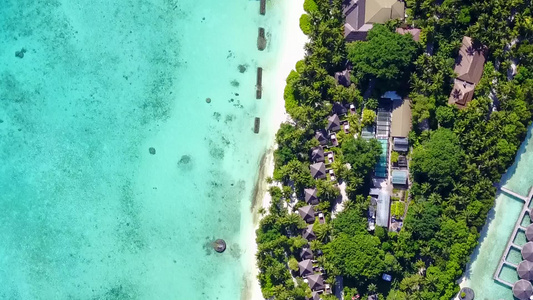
[462,124,533,281]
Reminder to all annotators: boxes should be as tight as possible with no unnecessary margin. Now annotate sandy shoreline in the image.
[241,0,308,299]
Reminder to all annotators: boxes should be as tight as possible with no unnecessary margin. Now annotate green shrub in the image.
[299,14,312,35]
[303,0,318,13]
[295,60,305,73]
[362,109,377,126]
[288,257,299,271]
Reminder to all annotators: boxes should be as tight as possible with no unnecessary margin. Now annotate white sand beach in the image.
[242,0,308,299]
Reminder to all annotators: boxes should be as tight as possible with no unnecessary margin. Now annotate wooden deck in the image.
[256,67,263,99]
[257,27,266,51]
[493,186,533,288]
[260,0,266,15]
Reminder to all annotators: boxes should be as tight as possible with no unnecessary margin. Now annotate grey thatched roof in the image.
[513,279,533,300]
[522,242,533,261]
[306,291,320,300]
[300,247,314,260]
[335,70,351,87]
[302,224,316,241]
[304,188,319,205]
[327,114,341,132]
[298,205,316,223]
[526,224,533,241]
[518,260,533,281]
[332,102,348,115]
[310,162,326,179]
[298,259,314,277]
[315,130,328,145]
[458,287,475,300]
[311,146,325,163]
[307,274,325,291]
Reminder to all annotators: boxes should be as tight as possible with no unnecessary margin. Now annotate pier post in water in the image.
[256,67,263,99]
[257,27,266,51]
[260,0,266,15]
[254,117,260,134]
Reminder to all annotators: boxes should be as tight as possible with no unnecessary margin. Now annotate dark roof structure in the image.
[311,146,325,163]
[396,27,421,41]
[526,224,533,241]
[298,259,314,277]
[397,155,408,168]
[332,102,348,116]
[458,287,475,300]
[327,114,341,132]
[369,188,380,197]
[307,274,325,291]
[448,79,476,108]
[300,247,314,260]
[335,70,351,87]
[306,292,320,300]
[455,36,486,84]
[315,130,328,145]
[298,205,316,224]
[513,279,533,300]
[302,224,316,241]
[310,162,326,179]
[343,0,405,41]
[523,242,533,261]
[448,36,486,109]
[393,137,409,152]
[304,188,319,205]
[392,170,408,185]
[518,260,533,280]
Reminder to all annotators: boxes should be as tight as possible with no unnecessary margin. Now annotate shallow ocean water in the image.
[463,124,533,300]
[0,0,293,299]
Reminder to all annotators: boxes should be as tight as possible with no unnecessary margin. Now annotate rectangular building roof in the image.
[454,36,486,84]
[376,191,390,227]
[392,170,408,185]
[393,137,409,152]
[391,98,412,138]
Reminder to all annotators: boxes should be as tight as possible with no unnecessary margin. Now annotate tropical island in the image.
[255,0,533,299]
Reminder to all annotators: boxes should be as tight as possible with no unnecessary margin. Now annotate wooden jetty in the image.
[257,27,266,51]
[256,67,263,99]
[254,117,260,133]
[493,186,533,288]
[260,0,266,15]
[501,186,533,202]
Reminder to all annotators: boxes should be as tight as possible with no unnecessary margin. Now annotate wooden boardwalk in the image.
[493,186,533,288]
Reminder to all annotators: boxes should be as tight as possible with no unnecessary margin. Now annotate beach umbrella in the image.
[526,224,533,241]
[518,260,533,280]
[513,279,533,300]
[523,242,533,261]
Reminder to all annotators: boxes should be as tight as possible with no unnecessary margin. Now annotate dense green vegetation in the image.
[347,25,419,93]
[256,0,533,299]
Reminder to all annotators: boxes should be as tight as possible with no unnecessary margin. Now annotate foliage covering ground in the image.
[256,0,533,299]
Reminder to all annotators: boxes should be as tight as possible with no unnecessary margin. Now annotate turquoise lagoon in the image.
[462,124,533,300]
[0,0,298,299]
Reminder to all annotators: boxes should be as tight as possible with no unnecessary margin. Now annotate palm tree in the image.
[314,223,332,242]
[368,283,377,294]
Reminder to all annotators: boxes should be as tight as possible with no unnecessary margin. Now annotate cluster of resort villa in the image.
[293,68,414,300]
[281,1,493,299]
